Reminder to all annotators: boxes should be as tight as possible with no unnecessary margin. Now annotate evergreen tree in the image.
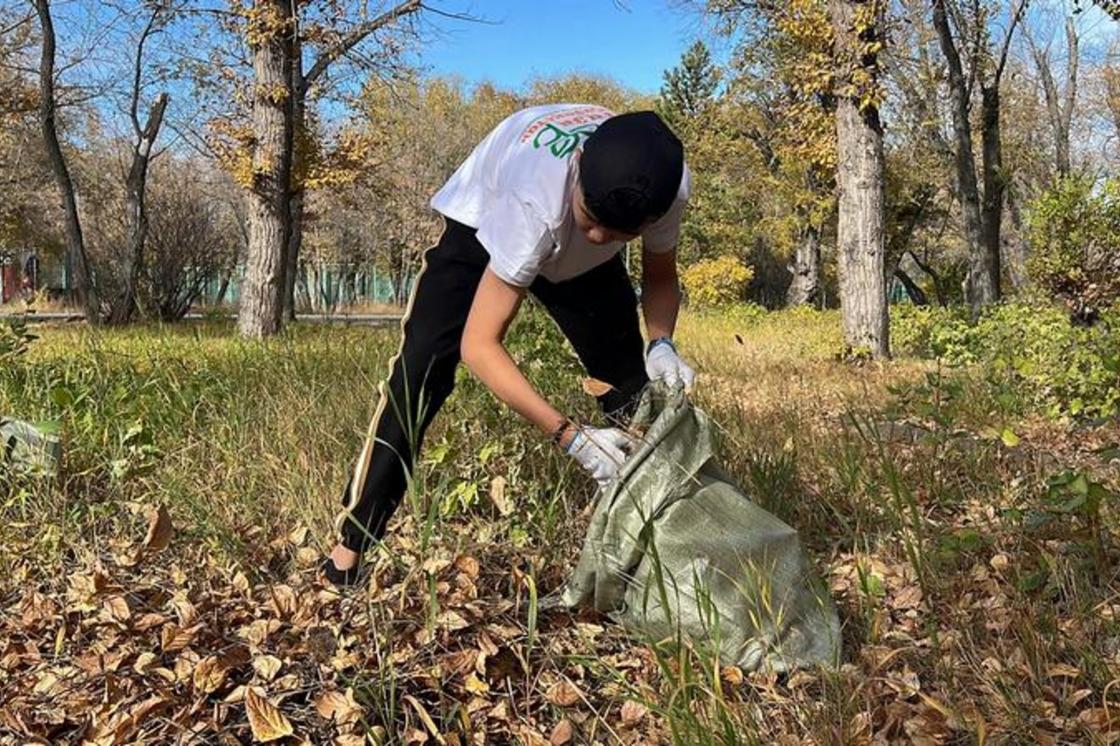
[658,41,720,125]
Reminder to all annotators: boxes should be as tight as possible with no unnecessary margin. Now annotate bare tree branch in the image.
[303,0,423,88]
[0,10,33,37]
[994,0,1028,82]
[130,4,162,137]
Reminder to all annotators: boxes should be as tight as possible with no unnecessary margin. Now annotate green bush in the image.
[891,300,1120,418]
[1027,176,1120,311]
[889,305,970,360]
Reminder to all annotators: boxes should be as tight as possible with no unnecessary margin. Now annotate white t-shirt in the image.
[430,104,691,287]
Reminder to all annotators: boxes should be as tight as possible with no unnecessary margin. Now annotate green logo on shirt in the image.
[532,123,598,159]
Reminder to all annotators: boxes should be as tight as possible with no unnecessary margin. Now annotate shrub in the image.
[891,300,1120,418]
[680,255,754,307]
[1027,176,1120,317]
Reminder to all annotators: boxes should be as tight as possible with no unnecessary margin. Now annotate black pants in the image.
[335,218,649,552]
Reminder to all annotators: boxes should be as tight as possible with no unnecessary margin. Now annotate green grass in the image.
[2,306,1119,744]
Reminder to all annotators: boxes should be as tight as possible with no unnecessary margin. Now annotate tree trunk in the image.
[1005,185,1029,290]
[893,267,928,306]
[237,0,294,339]
[1058,16,1078,178]
[215,272,231,306]
[283,38,305,323]
[284,175,303,319]
[389,245,407,307]
[830,0,889,359]
[109,92,168,325]
[785,220,821,307]
[978,84,1003,304]
[34,0,98,322]
[903,250,946,307]
[931,0,989,318]
[276,0,423,322]
[1027,17,1078,178]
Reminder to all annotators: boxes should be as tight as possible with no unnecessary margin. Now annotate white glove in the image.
[645,338,696,391]
[566,426,635,486]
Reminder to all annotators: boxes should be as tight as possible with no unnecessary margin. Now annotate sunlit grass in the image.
[2,306,1118,743]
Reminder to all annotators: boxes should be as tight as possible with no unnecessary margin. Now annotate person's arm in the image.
[640,245,696,390]
[460,268,577,447]
[641,245,681,340]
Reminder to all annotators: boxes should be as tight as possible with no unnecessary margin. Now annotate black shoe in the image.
[319,556,369,588]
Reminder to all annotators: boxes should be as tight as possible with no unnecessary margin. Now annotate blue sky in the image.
[416,1,713,94]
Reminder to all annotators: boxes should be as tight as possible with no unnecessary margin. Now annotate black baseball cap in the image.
[578,111,684,234]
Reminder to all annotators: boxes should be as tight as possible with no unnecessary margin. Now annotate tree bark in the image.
[903,250,946,307]
[34,0,98,322]
[786,219,821,307]
[389,243,407,307]
[1005,184,1029,290]
[214,272,231,306]
[893,266,928,306]
[931,0,989,316]
[978,84,1003,303]
[1026,17,1079,178]
[283,36,304,322]
[830,0,889,359]
[237,0,294,339]
[109,92,168,325]
[279,0,424,321]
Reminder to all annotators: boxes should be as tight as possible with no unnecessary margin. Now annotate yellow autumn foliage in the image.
[680,255,754,307]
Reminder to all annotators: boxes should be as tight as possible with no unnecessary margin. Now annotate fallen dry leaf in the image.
[193,655,227,694]
[110,695,170,743]
[721,665,744,686]
[891,584,923,610]
[489,476,513,517]
[454,555,480,579]
[464,673,489,694]
[134,612,165,631]
[287,525,308,546]
[252,655,283,682]
[1078,707,1120,734]
[314,688,362,727]
[133,651,157,674]
[545,679,583,708]
[620,700,648,727]
[143,504,173,551]
[436,610,470,632]
[160,623,197,653]
[103,595,130,623]
[245,687,293,743]
[582,377,615,397]
[550,719,575,745]
[267,585,297,617]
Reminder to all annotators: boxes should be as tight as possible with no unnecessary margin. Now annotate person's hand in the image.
[566,426,635,486]
[645,338,696,391]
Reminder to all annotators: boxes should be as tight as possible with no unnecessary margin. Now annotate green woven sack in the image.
[559,386,840,672]
[1,418,62,477]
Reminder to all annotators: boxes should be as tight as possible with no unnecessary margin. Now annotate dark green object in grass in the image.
[559,385,840,672]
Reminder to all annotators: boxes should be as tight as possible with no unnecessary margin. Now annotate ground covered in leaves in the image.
[2,309,1120,744]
